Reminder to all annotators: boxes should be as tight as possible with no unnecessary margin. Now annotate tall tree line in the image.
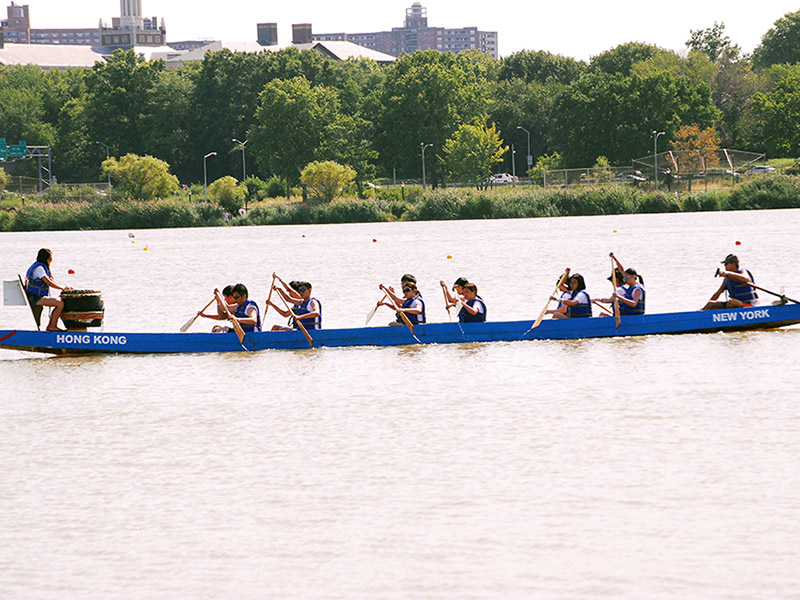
[3,10,800,186]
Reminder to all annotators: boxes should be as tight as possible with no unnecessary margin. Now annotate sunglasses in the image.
[298,287,307,293]
[232,294,242,300]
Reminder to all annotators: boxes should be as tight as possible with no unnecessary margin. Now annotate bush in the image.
[727,175,800,210]
[207,175,246,214]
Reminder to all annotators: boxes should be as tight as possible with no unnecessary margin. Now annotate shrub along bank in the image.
[3,176,800,232]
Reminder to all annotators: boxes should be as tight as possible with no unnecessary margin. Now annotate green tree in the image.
[377,50,490,185]
[592,156,613,183]
[751,64,800,156]
[0,166,9,190]
[207,175,246,213]
[551,71,719,167]
[499,50,586,85]
[590,42,661,76]
[249,76,340,195]
[527,152,563,186]
[85,49,164,158]
[752,10,800,70]
[443,120,507,188]
[300,160,355,202]
[102,153,179,200]
[687,22,740,63]
[318,113,378,196]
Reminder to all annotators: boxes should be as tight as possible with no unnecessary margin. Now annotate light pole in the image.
[420,142,433,190]
[95,141,111,191]
[516,125,531,174]
[652,130,665,186]
[203,151,217,202]
[511,144,516,178]
[232,138,247,181]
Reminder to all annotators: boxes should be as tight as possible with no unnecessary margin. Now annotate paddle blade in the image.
[179,315,197,333]
[365,303,380,325]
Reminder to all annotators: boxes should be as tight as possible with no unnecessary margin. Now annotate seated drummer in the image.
[702,254,758,310]
[458,283,487,322]
[25,248,72,331]
[380,282,426,326]
[269,281,322,331]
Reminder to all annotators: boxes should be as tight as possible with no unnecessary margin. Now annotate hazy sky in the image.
[17,0,800,60]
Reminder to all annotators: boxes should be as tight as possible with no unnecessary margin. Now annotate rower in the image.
[702,253,758,310]
[381,283,425,326]
[198,284,237,332]
[24,248,72,331]
[441,276,468,310]
[550,273,592,319]
[269,281,322,331]
[615,268,645,315]
[458,283,487,322]
[230,283,261,332]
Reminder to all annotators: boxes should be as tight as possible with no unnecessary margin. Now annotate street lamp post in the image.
[420,142,433,190]
[203,151,217,202]
[516,125,531,174]
[95,141,111,192]
[652,130,665,186]
[511,144,516,178]
[232,138,247,181]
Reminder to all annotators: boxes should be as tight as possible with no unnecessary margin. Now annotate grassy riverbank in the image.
[2,175,800,232]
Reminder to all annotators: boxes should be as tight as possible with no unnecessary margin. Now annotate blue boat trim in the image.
[1,305,798,356]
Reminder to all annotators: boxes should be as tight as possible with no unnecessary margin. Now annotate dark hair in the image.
[454,277,469,287]
[569,273,586,291]
[403,284,417,294]
[289,281,301,291]
[625,268,644,285]
[607,268,624,283]
[222,284,235,296]
[300,281,312,290]
[232,283,248,297]
[464,283,478,294]
[401,274,416,284]
[36,248,52,263]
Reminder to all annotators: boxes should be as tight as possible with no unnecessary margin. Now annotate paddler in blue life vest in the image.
[384,273,419,309]
[702,253,758,310]
[440,276,469,311]
[457,283,487,322]
[228,283,261,333]
[380,282,426,326]
[269,280,322,331]
[24,248,72,331]
[549,273,592,318]
[198,284,238,332]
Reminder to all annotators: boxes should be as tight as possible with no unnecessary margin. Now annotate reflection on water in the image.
[2,210,800,599]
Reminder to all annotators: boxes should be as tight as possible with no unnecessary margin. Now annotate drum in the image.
[61,289,104,330]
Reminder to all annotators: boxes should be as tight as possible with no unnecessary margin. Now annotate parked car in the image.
[612,170,646,182]
[744,165,776,175]
[490,173,515,184]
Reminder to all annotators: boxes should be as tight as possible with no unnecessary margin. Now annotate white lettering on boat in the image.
[55,334,127,345]
[712,309,770,323]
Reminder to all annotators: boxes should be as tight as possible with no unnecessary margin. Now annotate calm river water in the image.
[2,210,800,599]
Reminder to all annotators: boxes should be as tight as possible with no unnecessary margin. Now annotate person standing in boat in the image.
[702,254,758,310]
[458,283,487,322]
[549,273,592,318]
[380,282,426,326]
[269,281,322,331]
[24,248,72,331]
[441,276,469,311]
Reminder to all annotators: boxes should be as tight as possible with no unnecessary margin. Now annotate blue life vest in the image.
[25,261,51,297]
[292,297,322,330]
[458,297,487,323]
[235,299,261,333]
[726,269,758,304]
[567,290,592,318]
[619,284,645,315]
[397,296,426,325]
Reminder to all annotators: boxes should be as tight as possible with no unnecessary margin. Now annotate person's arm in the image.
[274,273,302,301]
[380,284,404,309]
[232,304,258,327]
[610,252,626,274]
[440,281,458,307]
[295,299,321,322]
[718,268,752,285]
[614,287,641,307]
[41,274,70,292]
[276,286,301,306]
[707,279,728,303]
[267,299,291,318]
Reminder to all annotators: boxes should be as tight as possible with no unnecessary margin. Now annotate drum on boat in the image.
[60,289,104,330]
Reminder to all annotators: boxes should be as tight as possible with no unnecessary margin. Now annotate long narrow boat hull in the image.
[1,304,798,356]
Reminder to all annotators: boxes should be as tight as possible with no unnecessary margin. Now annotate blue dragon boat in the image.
[1,304,799,356]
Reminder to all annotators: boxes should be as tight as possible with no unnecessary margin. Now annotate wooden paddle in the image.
[611,260,621,329]
[380,284,415,335]
[264,273,277,315]
[214,289,246,344]
[530,268,570,330]
[365,293,388,325]
[180,296,215,332]
[276,290,314,347]
[442,285,452,322]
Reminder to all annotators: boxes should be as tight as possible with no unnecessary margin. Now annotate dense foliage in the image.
[1,9,800,192]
